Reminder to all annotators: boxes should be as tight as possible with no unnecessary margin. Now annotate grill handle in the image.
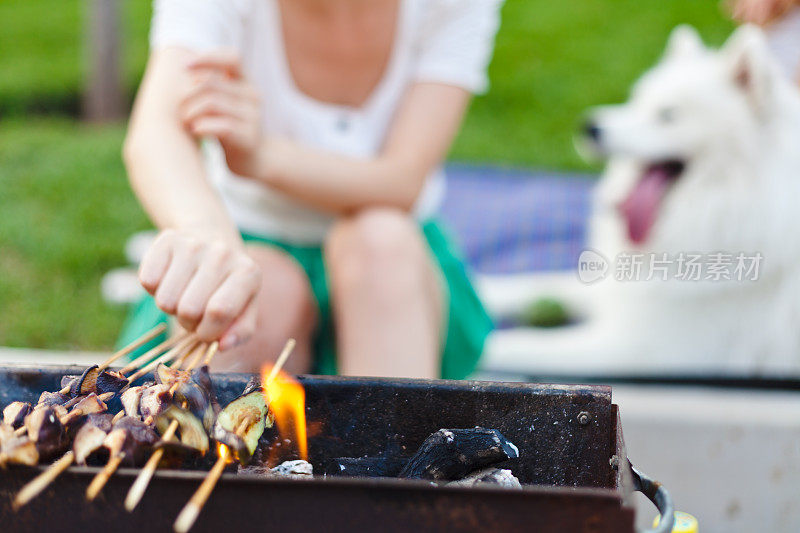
[631,464,674,533]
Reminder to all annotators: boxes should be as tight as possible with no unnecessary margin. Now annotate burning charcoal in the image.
[140,384,172,419]
[212,378,270,464]
[324,456,408,478]
[96,370,128,395]
[3,401,32,429]
[399,428,519,481]
[76,365,101,396]
[121,385,147,418]
[37,390,68,407]
[270,459,313,478]
[446,468,522,489]
[155,405,209,454]
[25,406,66,459]
[73,423,110,464]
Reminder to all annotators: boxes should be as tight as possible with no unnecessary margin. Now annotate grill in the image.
[0,364,672,532]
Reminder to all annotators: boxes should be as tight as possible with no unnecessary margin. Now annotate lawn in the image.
[0,0,735,351]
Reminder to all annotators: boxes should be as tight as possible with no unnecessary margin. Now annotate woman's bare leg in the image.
[209,244,317,374]
[325,208,445,379]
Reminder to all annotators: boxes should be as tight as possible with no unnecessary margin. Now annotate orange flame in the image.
[217,442,233,464]
[260,364,307,461]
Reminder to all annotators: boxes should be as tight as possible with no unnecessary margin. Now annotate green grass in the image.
[0,1,735,350]
[0,119,149,350]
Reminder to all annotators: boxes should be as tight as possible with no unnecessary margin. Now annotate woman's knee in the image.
[326,208,429,296]
[246,245,316,338]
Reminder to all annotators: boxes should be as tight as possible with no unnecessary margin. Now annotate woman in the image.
[121,0,502,378]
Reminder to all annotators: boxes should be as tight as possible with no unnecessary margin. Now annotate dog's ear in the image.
[664,25,704,59]
[722,25,775,115]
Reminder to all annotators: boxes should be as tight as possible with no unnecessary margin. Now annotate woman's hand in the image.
[729,0,796,24]
[139,229,262,350]
[180,51,266,179]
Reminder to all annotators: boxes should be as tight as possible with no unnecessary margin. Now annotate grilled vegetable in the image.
[155,363,214,430]
[60,375,80,397]
[120,385,147,418]
[212,377,271,464]
[0,424,39,467]
[109,416,159,465]
[76,365,101,396]
[37,390,68,407]
[73,422,109,464]
[140,384,172,420]
[72,393,108,415]
[25,406,66,459]
[3,401,32,429]
[155,405,209,454]
[96,370,128,395]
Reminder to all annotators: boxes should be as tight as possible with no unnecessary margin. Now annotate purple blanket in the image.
[438,164,595,275]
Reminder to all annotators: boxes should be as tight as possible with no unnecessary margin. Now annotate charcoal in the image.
[446,468,522,489]
[96,370,128,395]
[3,401,32,429]
[324,456,408,478]
[270,459,313,478]
[399,428,519,481]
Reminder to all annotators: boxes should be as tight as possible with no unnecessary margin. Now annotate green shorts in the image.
[117,220,492,380]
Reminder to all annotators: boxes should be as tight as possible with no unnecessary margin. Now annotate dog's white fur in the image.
[482,25,800,376]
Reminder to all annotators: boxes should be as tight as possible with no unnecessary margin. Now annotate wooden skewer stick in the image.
[125,336,197,384]
[124,418,180,512]
[86,453,124,501]
[173,341,205,371]
[119,331,189,375]
[171,338,295,531]
[12,451,75,510]
[202,342,219,366]
[266,339,296,385]
[112,410,125,424]
[173,445,231,533]
[55,325,170,395]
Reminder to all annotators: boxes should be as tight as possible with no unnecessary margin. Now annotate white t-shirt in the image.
[765,7,800,83]
[150,0,503,244]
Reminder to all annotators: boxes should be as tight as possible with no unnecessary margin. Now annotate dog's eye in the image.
[657,107,676,124]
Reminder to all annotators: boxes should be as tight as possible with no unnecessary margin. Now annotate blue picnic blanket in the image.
[438,164,596,275]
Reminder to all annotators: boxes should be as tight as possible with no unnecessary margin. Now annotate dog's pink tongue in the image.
[619,167,672,245]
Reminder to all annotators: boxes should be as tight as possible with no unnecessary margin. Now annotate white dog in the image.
[481,25,800,377]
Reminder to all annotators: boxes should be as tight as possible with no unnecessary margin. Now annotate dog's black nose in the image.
[583,121,601,142]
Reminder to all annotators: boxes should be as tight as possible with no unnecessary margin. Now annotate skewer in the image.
[125,341,222,512]
[266,339,296,385]
[119,331,189,375]
[55,325,168,396]
[171,339,297,531]
[12,451,75,510]
[173,445,231,533]
[125,336,198,384]
[13,391,116,437]
[83,342,207,501]
[86,453,124,501]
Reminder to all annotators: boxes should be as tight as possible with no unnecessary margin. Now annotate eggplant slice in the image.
[3,401,32,429]
[96,370,129,395]
[213,378,271,464]
[155,405,209,455]
[140,384,172,420]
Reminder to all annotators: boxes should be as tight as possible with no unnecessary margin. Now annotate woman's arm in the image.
[124,47,261,349]
[262,82,470,213]
[183,53,471,214]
